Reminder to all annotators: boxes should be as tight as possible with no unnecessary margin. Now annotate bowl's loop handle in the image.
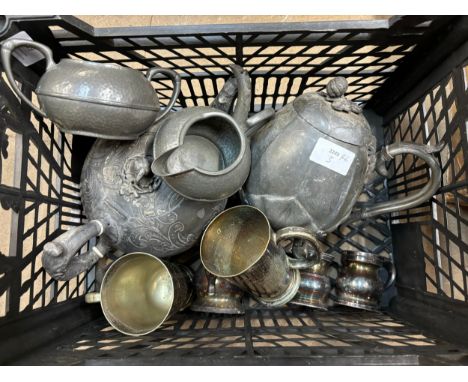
[42,220,108,281]
[347,142,443,223]
[146,67,181,124]
[1,39,56,117]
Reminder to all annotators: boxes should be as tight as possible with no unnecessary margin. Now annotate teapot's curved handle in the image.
[42,220,109,281]
[346,142,442,223]
[146,67,181,124]
[1,39,56,117]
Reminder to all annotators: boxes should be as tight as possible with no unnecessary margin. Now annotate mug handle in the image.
[146,67,181,124]
[1,39,56,117]
[383,259,397,290]
[287,257,317,269]
[273,226,320,269]
[275,226,321,260]
[346,142,443,223]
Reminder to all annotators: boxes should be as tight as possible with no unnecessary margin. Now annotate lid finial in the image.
[326,77,348,98]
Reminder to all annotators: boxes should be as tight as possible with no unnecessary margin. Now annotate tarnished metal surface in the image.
[1,39,181,139]
[190,267,244,314]
[200,205,314,307]
[243,77,442,234]
[292,253,339,310]
[152,107,250,202]
[40,70,255,281]
[335,251,396,311]
[152,65,272,202]
[89,252,193,336]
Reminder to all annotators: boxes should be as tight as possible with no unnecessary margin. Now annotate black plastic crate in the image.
[0,15,467,365]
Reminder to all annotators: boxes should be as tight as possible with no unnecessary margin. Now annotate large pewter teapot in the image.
[243,77,442,235]
[42,66,256,281]
[1,39,180,139]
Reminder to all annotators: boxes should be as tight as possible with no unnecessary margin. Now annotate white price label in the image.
[8,31,45,67]
[309,137,356,176]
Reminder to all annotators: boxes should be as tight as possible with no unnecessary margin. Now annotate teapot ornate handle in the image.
[1,39,56,117]
[42,221,110,281]
[146,67,181,124]
[346,142,442,223]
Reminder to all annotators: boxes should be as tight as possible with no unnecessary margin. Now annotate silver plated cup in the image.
[200,205,314,307]
[85,252,193,336]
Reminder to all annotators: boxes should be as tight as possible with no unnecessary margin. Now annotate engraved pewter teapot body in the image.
[41,66,255,281]
[243,77,442,234]
[1,39,180,139]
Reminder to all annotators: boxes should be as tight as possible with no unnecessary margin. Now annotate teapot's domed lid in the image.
[293,77,372,146]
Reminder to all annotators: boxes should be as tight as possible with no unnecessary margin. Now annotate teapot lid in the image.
[293,77,372,146]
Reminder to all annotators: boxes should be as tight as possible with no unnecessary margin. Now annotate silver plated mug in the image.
[335,251,396,311]
[200,205,315,307]
[190,266,245,314]
[291,253,339,310]
[85,252,193,336]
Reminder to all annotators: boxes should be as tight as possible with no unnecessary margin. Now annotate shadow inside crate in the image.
[14,305,468,366]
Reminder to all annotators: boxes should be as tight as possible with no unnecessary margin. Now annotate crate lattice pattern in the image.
[15,307,467,365]
[46,16,442,110]
[0,71,94,321]
[2,17,444,323]
[385,59,468,302]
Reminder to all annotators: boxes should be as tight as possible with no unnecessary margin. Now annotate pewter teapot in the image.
[243,77,442,235]
[1,39,180,139]
[42,66,256,281]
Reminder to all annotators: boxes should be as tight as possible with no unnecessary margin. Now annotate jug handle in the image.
[146,67,181,124]
[1,39,56,118]
[229,64,251,127]
[245,108,275,138]
[346,142,443,223]
[42,220,110,281]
